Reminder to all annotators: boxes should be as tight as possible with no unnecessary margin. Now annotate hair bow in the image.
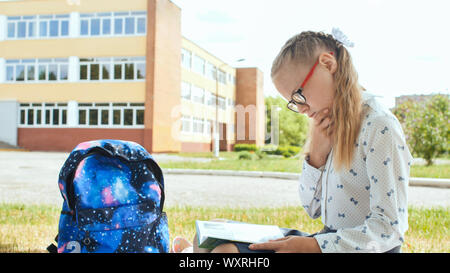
[331,27,355,48]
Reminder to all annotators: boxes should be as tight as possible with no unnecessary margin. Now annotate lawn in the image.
[0,203,448,253]
[160,153,450,178]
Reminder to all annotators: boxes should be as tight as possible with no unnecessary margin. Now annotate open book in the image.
[196,220,284,250]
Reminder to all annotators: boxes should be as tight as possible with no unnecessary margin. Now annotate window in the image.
[114,18,123,34]
[218,70,227,84]
[136,63,146,79]
[136,109,144,125]
[114,64,122,80]
[17,21,26,38]
[79,57,145,81]
[5,58,69,83]
[80,11,146,37]
[15,65,25,81]
[137,17,146,34]
[79,109,87,125]
[49,20,59,37]
[7,22,15,38]
[124,63,134,80]
[181,82,191,100]
[48,64,57,81]
[7,15,68,40]
[102,18,111,35]
[27,65,35,81]
[19,103,68,127]
[192,85,204,104]
[81,20,89,35]
[6,66,14,81]
[90,18,100,36]
[193,55,205,75]
[193,117,204,133]
[218,96,226,110]
[124,109,133,126]
[206,62,216,80]
[125,17,135,34]
[102,63,111,80]
[181,116,191,133]
[89,109,98,125]
[207,91,217,107]
[181,48,191,69]
[77,102,144,127]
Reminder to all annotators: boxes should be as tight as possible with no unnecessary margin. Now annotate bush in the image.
[238,151,253,160]
[260,145,302,158]
[392,94,449,166]
[234,144,258,152]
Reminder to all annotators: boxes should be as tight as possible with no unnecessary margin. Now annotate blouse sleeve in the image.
[298,158,325,219]
[314,114,413,252]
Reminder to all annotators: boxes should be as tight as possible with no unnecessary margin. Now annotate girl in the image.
[175,30,413,253]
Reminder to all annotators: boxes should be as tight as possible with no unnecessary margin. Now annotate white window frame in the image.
[181,115,192,134]
[191,85,205,104]
[18,103,68,128]
[79,57,145,82]
[192,117,204,134]
[192,54,205,76]
[6,14,69,40]
[181,48,192,70]
[206,62,216,80]
[181,81,191,100]
[79,11,146,38]
[5,58,69,83]
[77,102,145,128]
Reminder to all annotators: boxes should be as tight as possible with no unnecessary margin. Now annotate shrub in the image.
[238,151,253,160]
[392,94,449,166]
[234,144,258,152]
[260,145,302,158]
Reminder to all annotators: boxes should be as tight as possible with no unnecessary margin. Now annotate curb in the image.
[162,169,450,189]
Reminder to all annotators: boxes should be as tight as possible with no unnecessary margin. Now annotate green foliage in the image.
[393,94,450,166]
[261,145,302,158]
[238,151,254,160]
[265,96,309,147]
[233,144,257,152]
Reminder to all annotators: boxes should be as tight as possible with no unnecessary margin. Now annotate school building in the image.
[0,0,265,153]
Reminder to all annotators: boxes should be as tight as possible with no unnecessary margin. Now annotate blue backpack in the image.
[47,140,170,253]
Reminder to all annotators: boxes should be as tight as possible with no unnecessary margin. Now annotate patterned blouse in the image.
[299,92,413,253]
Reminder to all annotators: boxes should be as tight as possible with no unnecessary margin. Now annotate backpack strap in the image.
[145,158,165,212]
[47,234,59,253]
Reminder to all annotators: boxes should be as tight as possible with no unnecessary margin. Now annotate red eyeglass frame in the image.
[287,52,334,112]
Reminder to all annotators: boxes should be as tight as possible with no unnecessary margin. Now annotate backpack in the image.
[47,140,170,253]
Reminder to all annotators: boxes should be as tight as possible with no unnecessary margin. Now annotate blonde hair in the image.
[271,31,364,171]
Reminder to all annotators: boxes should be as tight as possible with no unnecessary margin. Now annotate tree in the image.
[265,96,309,147]
[392,94,449,166]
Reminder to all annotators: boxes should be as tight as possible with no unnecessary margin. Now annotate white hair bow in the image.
[331,27,355,48]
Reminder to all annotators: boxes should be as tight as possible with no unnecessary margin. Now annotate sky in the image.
[1,0,449,108]
[171,0,450,108]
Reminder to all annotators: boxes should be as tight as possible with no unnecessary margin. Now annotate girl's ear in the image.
[319,52,337,75]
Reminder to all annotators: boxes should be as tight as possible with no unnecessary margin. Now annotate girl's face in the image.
[272,52,337,118]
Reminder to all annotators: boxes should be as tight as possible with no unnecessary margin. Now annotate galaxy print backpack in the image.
[47,140,170,253]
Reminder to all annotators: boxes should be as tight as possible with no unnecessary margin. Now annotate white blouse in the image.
[299,92,413,253]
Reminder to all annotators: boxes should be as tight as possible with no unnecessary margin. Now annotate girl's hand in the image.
[307,108,334,168]
[248,236,321,253]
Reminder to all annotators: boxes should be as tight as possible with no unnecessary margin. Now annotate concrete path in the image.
[0,151,448,208]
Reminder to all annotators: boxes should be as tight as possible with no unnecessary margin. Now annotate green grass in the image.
[161,153,450,178]
[0,203,448,253]
[161,158,302,173]
[410,164,450,179]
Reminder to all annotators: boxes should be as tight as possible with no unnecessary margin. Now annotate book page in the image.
[196,221,284,245]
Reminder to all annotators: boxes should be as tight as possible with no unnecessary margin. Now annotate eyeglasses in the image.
[287,52,333,113]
